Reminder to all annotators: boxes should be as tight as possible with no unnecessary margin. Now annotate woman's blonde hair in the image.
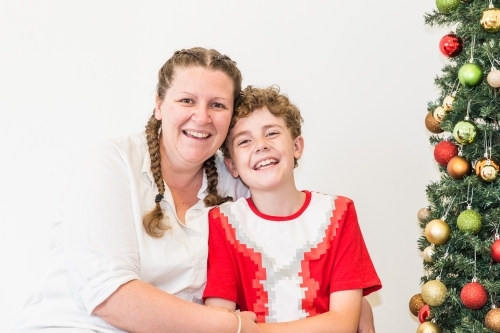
[143,47,242,237]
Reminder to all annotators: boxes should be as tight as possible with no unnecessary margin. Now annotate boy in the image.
[203,86,381,332]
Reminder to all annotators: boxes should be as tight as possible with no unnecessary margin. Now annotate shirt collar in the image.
[141,151,209,204]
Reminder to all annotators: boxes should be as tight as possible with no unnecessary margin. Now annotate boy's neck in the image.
[249,184,306,217]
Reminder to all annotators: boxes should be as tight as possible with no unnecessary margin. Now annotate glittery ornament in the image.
[416,321,442,333]
[488,68,500,88]
[481,5,500,33]
[447,156,471,179]
[418,207,431,223]
[458,63,483,87]
[433,106,446,122]
[453,120,477,144]
[436,0,460,13]
[457,209,482,234]
[434,141,458,166]
[425,112,443,134]
[460,281,488,309]
[442,95,455,111]
[425,219,451,245]
[409,293,426,316]
[418,304,431,323]
[485,307,500,332]
[491,238,500,262]
[439,33,463,58]
[422,280,447,306]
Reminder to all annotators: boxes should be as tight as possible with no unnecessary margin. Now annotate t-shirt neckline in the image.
[246,190,311,221]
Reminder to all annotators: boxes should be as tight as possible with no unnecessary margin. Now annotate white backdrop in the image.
[0,0,449,331]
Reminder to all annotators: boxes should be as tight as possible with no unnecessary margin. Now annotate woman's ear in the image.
[293,135,305,160]
[154,96,163,121]
[224,158,240,179]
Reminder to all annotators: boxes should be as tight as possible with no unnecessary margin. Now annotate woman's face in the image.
[155,66,234,168]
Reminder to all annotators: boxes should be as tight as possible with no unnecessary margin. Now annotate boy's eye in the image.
[237,139,250,146]
[266,131,279,137]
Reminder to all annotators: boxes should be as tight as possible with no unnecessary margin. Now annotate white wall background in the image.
[0,0,449,331]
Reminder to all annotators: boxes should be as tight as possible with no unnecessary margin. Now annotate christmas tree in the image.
[411,0,500,332]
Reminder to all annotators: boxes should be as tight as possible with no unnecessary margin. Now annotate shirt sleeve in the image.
[203,207,239,303]
[62,139,141,314]
[329,200,382,296]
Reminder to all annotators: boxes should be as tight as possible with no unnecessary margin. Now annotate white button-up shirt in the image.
[9,132,249,332]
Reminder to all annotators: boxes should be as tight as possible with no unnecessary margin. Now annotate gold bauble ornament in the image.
[488,68,500,88]
[433,106,446,123]
[409,293,426,316]
[475,157,500,182]
[442,95,455,111]
[486,308,500,332]
[416,321,442,333]
[422,280,447,306]
[425,112,443,134]
[447,155,471,179]
[423,246,435,262]
[425,219,451,245]
[481,6,500,33]
[417,207,431,223]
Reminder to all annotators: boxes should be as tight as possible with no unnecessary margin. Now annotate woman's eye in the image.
[180,98,194,104]
[211,102,226,109]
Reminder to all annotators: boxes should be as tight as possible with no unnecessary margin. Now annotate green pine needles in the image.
[421,1,500,332]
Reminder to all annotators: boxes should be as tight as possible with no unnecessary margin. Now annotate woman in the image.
[9,47,375,333]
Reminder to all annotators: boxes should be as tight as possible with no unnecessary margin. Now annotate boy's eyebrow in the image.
[231,123,284,145]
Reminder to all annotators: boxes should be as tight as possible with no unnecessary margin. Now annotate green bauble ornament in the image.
[457,209,482,234]
[453,120,477,144]
[458,63,483,87]
[436,0,460,13]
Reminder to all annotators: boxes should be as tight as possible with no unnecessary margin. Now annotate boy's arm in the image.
[357,298,375,333]
[205,297,237,311]
[257,289,362,333]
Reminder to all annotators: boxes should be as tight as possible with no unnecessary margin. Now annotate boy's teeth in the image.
[255,159,277,169]
[186,131,209,138]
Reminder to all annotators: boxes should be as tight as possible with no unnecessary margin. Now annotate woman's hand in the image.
[239,311,262,333]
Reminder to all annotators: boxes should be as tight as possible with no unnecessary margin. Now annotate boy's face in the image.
[224,107,304,191]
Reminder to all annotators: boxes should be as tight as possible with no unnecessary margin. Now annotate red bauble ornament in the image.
[439,33,463,58]
[492,238,500,262]
[434,141,459,166]
[460,281,488,309]
[418,304,431,323]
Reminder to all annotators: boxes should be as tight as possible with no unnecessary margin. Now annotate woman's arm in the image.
[94,280,261,333]
[357,298,375,333]
[256,289,362,333]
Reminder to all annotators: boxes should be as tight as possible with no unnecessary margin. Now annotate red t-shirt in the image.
[203,191,381,323]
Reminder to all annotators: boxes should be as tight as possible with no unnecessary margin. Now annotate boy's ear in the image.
[224,157,240,179]
[154,95,163,121]
[293,135,305,160]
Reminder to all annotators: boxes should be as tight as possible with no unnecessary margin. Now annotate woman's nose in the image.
[192,105,211,124]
